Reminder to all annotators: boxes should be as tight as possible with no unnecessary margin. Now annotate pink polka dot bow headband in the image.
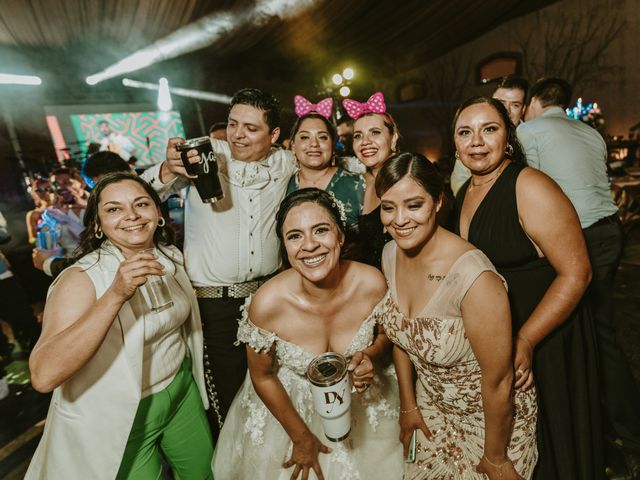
[294,95,334,119]
[342,92,387,119]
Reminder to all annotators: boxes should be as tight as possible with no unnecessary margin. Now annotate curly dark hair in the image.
[275,188,352,268]
[230,88,281,132]
[73,172,175,261]
[452,96,527,165]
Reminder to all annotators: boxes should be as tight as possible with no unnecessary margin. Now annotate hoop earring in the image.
[505,144,514,156]
[95,229,104,239]
[158,217,166,228]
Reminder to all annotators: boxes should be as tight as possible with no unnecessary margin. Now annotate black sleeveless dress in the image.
[357,205,391,270]
[454,162,604,479]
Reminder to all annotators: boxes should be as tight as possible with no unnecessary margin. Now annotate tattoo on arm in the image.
[427,274,446,282]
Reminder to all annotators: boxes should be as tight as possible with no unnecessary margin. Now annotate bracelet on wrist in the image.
[399,406,419,414]
[483,454,509,475]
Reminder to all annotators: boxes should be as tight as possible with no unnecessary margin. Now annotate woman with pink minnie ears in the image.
[287,95,365,231]
[343,92,400,269]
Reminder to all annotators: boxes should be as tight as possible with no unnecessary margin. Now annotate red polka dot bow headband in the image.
[342,92,387,119]
[294,95,334,119]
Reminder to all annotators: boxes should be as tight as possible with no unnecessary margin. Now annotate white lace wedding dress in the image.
[213,296,403,480]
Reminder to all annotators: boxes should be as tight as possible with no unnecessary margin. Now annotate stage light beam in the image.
[0,74,42,85]
[86,0,319,84]
[122,78,232,105]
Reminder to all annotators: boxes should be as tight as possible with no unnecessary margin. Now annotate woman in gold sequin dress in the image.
[375,153,538,479]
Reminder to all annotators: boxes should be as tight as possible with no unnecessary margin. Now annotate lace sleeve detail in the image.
[235,295,277,353]
[371,290,391,325]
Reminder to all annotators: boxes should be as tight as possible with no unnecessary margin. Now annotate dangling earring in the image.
[455,151,461,160]
[95,229,104,239]
[505,144,514,156]
[158,218,166,228]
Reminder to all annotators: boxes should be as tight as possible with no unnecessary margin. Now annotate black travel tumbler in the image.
[176,137,224,203]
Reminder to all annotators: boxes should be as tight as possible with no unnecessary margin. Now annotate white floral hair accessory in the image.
[327,191,348,229]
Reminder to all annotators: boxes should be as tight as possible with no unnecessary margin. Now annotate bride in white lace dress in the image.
[214,188,403,480]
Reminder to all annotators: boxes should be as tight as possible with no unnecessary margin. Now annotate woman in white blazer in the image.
[26,172,214,480]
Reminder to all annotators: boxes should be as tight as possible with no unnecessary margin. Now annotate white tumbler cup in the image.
[306,352,352,442]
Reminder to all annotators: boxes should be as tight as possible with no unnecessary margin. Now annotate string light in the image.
[566,97,601,121]
[566,96,604,132]
[323,67,354,98]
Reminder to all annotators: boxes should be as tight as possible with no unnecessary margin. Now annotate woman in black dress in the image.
[453,97,603,479]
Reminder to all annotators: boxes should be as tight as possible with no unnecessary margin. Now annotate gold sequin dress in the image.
[379,244,538,479]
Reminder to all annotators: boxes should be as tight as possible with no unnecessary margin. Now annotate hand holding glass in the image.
[140,248,173,312]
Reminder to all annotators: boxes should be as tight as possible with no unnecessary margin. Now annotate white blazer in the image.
[25,241,208,480]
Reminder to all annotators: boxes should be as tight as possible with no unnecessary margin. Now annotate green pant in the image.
[116,357,214,479]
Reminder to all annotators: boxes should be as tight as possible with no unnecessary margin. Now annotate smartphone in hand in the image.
[405,430,417,463]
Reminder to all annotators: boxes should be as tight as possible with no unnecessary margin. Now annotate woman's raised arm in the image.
[29,252,164,392]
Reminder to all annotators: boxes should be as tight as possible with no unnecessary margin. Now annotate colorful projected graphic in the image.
[70,111,185,167]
